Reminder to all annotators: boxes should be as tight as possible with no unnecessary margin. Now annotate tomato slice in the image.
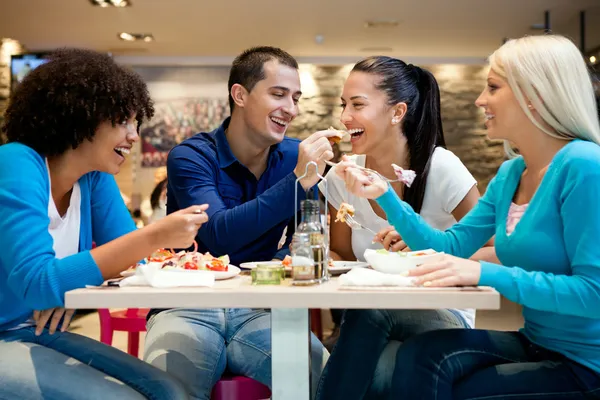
[207,259,228,271]
[183,262,199,270]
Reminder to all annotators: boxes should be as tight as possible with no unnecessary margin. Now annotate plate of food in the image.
[121,242,240,280]
[364,248,442,275]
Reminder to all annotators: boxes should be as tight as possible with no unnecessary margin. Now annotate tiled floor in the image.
[70,296,523,357]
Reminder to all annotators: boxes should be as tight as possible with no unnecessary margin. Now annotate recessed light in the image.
[118,32,154,42]
[90,0,131,7]
[364,20,399,29]
[359,46,393,52]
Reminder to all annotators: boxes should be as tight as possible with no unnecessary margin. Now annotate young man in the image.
[143,46,335,399]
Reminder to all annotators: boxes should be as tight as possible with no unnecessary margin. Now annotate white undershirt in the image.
[319,147,477,327]
[47,160,81,259]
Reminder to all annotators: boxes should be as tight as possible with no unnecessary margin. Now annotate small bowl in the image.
[363,248,443,274]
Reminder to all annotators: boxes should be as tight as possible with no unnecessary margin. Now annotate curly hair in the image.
[1,48,154,156]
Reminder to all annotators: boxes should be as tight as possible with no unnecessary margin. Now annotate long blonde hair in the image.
[489,35,600,157]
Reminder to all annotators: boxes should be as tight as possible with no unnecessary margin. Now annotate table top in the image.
[65,276,501,310]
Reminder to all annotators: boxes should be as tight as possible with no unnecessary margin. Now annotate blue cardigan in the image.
[0,143,135,331]
[376,139,600,373]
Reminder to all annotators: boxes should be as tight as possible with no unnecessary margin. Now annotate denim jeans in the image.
[316,309,469,400]
[144,308,329,400]
[391,329,600,399]
[0,326,188,400]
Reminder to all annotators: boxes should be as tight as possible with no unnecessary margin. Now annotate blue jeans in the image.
[0,326,188,400]
[144,308,329,400]
[391,329,600,399]
[316,309,469,400]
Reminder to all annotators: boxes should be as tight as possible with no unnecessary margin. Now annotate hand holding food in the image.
[295,130,336,190]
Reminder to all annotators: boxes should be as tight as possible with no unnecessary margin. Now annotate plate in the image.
[239,260,368,275]
[120,265,241,280]
[239,261,282,270]
[329,260,369,275]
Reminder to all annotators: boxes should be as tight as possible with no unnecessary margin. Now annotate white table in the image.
[66,276,500,399]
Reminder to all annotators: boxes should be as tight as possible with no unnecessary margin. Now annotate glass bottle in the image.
[291,200,329,285]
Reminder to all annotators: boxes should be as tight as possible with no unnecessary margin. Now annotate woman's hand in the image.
[34,308,76,336]
[373,227,410,252]
[334,156,388,199]
[407,254,482,287]
[148,204,209,249]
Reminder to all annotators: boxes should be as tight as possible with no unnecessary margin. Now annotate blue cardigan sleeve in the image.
[0,145,102,309]
[375,172,499,259]
[479,159,600,318]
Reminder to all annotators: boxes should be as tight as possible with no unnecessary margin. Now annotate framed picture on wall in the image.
[140,97,229,167]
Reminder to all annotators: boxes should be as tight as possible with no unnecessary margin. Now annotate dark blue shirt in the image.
[166,118,306,265]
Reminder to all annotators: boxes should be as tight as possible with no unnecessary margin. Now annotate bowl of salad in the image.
[363,248,442,274]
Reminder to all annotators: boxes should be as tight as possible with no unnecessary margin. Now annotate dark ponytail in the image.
[352,58,446,213]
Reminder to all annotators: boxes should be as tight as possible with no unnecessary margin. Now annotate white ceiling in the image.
[2,0,600,64]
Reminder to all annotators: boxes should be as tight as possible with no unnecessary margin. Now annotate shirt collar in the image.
[215,117,284,170]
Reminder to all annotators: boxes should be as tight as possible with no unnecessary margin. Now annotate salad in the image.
[128,241,230,272]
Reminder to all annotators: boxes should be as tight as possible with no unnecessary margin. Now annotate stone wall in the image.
[0,39,25,143]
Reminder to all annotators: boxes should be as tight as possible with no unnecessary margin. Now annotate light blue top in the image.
[376,140,600,373]
[0,143,135,331]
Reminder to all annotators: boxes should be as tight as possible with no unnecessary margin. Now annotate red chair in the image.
[210,376,271,400]
[98,307,320,399]
[98,308,149,358]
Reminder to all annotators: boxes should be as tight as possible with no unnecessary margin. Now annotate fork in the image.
[344,214,379,236]
[324,160,402,183]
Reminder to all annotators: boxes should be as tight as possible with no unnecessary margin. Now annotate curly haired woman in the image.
[0,48,208,400]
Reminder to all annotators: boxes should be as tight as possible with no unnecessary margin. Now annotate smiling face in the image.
[339,71,400,155]
[234,60,302,147]
[475,69,530,144]
[75,116,139,175]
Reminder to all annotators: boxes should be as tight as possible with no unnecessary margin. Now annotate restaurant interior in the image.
[1,0,600,399]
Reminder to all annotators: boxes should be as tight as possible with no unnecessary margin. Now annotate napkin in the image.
[338,267,415,287]
[119,262,215,288]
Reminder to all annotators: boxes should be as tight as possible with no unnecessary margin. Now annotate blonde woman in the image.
[336,34,600,398]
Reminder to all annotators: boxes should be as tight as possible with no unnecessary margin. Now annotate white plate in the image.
[120,265,241,280]
[329,260,369,275]
[240,260,368,275]
[239,261,282,270]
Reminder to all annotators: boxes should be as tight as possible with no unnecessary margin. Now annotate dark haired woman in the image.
[0,48,209,399]
[148,178,168,224]
[316,56,495,400]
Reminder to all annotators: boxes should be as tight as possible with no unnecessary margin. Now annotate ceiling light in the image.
[90,0,131,7]
[590,56,597,63]
[359,46,393,52]
[364,20,399,29]
[118,32,154,42]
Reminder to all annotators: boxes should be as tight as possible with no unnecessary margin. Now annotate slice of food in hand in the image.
[335,202,355,223]
[391,164,417,187]
[327,126,347,144]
